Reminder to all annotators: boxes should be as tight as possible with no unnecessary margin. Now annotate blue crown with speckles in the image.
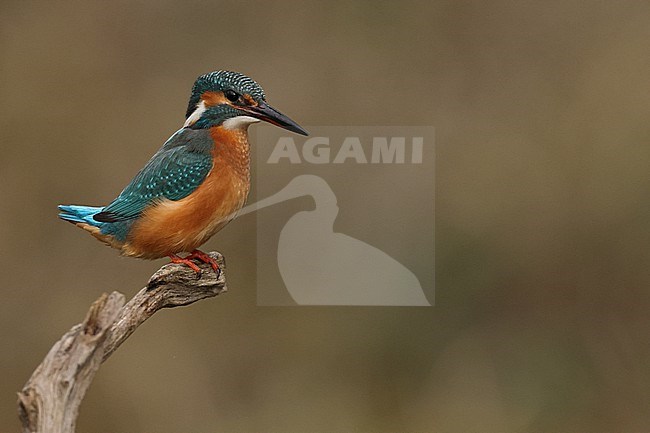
[185,71,266,118]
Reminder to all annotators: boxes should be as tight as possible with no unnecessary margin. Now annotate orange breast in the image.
[122,127,251,259]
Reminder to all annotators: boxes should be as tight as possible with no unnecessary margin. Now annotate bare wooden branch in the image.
[17,292,125,433]
[102,252,227,360]
[18,252,227,433]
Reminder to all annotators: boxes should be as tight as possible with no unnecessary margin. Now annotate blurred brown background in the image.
[1,1,650,432]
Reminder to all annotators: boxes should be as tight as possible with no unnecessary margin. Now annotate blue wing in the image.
[94,128,214,223]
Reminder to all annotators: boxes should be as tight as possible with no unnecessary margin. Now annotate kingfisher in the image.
[58,70,307,274]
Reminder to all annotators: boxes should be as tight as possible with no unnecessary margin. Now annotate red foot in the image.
[186,249,220,273]
[168,253,202,274]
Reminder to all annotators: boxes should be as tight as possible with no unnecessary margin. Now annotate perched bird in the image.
[59,70,307,274]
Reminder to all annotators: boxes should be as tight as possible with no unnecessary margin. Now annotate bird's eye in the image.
[224,90,240,102]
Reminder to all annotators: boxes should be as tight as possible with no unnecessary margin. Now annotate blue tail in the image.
[58,205,105,227]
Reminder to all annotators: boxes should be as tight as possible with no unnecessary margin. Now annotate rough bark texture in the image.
[17,252,227,433]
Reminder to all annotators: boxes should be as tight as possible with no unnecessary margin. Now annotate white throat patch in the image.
[222,115,260,130]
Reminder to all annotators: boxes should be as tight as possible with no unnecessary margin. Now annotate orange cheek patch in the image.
[242,94,258,106]
[201,91,228,107]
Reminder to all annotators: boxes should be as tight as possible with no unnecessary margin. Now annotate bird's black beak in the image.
[246,101,308,136]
